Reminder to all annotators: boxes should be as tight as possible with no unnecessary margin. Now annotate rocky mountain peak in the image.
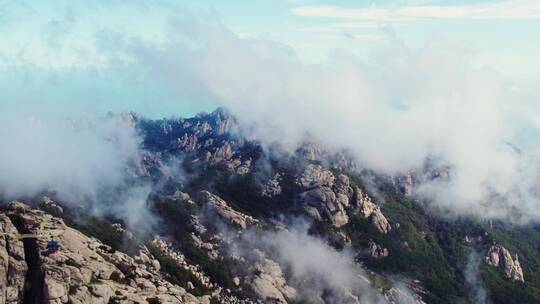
[1,108,536,304]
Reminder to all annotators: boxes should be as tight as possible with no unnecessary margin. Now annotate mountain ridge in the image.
[1,108,539,304]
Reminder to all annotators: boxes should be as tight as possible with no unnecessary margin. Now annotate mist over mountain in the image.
[2,1,540,304]
[1,109,540,304]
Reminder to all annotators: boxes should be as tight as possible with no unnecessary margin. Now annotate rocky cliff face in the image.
[0,213,27,304]
[296,165,350,228]
[199,191,258,230]
[295,164,392,232]
[0,202,215,304]
[485,244,525,282]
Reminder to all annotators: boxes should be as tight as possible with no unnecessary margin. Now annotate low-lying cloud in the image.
[0,111,140,203]
[102,13,540,223]
[3,5,540,224]
[0,111,162,230]
[232,221,418,304]
[465,251,489,304]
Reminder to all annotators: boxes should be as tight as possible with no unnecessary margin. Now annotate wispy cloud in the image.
[297,26,385,41]
[292,1,540,21]
[107,12,540,224]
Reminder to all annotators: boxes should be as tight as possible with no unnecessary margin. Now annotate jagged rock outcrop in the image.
[334,174,353,207]
[39,196,64,214]
[177,133,199,151]
[246,251,296,304]
[393,171,414,197]
[296,166,352,227]
[485,244,525,282]
[404,172,414,197]
[353,188,391,234]
[0,212,27,304]
[296,164,335,189]
[262,173,282,198]
[368,241,389,259]
[168,190,196,204]
[137,108,252,176]
[207,143,234,164]
[299,187,349,228]
[200,191,258,230]
[385,287,426,304]
[296,143,329,162]
[151,237,215,289]
[296,166,392,231]
[2,202,213,304]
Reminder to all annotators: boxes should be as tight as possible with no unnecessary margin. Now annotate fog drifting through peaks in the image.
[0,112,141,205]
[2,9,540,223]
[233,221,414,304]
[115,14,540,223]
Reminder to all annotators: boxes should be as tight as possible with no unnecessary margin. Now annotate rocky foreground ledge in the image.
[0,197,425,304]
[0,202,214,304]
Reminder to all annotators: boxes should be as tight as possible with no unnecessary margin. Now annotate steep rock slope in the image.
[1,202,212,304]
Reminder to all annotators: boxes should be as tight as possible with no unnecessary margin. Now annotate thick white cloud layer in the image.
[0,112,140,203]
[234,222,414,303]
[111,14,540,222]
[2,7,540,223]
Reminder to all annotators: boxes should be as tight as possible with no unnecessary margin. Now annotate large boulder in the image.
[297,166,353,228]
[296,164,335,189]
[248,251,297,303]
[485,244,525,282]
[299,187,349,228]
[353,188,392,234]
[369,241,389,259]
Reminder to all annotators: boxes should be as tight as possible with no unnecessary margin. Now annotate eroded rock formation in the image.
[485,244,524,282]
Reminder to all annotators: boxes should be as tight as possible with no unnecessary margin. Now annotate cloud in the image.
[98,12,540,223]
[0,110,140,202]
[0,109,164,231]
[465,251,489,304]
[333,22,394,29]
[297,26,386,41]
[233,221,418,303]
[2,3,540,224]
[297,21,384,33]
[291,1,540,21]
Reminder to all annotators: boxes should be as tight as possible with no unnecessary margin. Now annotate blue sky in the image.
[1,0,539,117]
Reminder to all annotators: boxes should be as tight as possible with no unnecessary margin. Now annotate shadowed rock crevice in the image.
[20,238,46,304]
[8,214,46,304]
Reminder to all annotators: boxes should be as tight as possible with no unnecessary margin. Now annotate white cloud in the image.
[233,221,418,303]
[106,14,540,223]
[333,21,392,29]
[0,112,141,203]
[297,27,385,41]
[298,22,382,33]
[2,4,540,224]
[291,1,540,21]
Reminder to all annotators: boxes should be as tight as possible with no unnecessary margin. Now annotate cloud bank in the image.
[292,1,540,21]
[2,4,540,223]
[233,221,418,304]
[0,111,141,205]
[102,12,540,223]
